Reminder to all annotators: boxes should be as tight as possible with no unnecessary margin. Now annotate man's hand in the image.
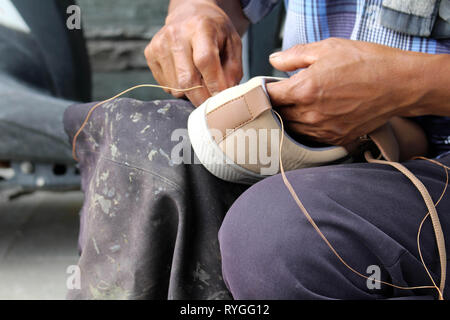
[266,38,441,146]
[145,0,244,106]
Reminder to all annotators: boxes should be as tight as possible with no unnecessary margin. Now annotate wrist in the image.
[396,53,450,117]
[417,54,450,116]
[166,0,225,25]
[167,0,248,35]
[168,0,217,14]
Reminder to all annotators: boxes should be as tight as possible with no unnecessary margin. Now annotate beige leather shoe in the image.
[188,77,349,184]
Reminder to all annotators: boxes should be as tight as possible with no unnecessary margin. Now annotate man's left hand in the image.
[266,38,430,146]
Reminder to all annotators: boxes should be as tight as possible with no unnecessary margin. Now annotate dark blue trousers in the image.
[219,156,450,299]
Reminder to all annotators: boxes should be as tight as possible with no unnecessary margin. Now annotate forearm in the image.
[168,0,249,35]
[217,0,249,35]
[415,54,450,117]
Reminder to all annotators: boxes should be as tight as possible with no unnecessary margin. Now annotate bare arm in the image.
[410,54,450,117]
[169,0,249,35]
[216,0,250,35]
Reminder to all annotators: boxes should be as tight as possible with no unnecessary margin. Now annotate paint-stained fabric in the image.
[64,99,247,299]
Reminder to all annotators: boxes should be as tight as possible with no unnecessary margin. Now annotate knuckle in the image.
[172,91,185,99]
[177,72,196,89]
[324,37,341,47]
[292,44,306,55]
[197,16,216,28]
[229,62,242,77]
[144,41,156,59]
[197,17,209,27]
[207,79,221,93]
[146,37,162,56]
[301,111,323,125]
[194,49,217,70]
[164,25,178,39]
[298,80,320,105]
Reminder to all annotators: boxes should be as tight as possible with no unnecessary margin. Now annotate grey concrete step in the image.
[0,191,82,299]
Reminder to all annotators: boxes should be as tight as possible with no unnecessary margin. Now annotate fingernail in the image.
[269,52,281,59]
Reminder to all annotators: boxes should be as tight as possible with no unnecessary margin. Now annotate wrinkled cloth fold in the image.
[64,98,247,299]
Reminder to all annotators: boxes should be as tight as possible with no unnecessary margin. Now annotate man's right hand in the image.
[145,0,244,106]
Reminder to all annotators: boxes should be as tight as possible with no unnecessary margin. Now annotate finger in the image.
[171,42,211,106]
[153,37,186,98]
[222,32,244,87]
[182,78,211,107]
[145,44,171,94]
[148,61,172,94]
[288,120,354,146]
[266,67,317,107]
[276,105,323,125]
[192,31,228,96]
[269,43,320,72]
[266,77,298,106]
[160,57,185,98]
[287,122,332,144]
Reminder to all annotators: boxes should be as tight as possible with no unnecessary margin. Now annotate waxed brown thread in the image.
[71,84,203,161]
[366,153,447,297]
[273,110,446,300]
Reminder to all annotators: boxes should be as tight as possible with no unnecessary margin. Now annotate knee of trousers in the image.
[69,98,196,253]
[68,98,196,174]
[218,170,379,299]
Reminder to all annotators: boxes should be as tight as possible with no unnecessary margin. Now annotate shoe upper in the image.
[200,77,348,177]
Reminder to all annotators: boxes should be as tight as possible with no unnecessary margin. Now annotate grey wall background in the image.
[77,0,172,101]
[77,0,284,102]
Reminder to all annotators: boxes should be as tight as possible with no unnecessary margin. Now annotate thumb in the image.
[269,43,318,72]
[266,78,296,107]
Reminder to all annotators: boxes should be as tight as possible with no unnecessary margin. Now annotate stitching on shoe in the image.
[219,95,254,142]
[206,94,246,117]
[206,87,261,144]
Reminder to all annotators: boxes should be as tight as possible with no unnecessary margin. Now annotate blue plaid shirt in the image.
[240,0,450,157]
